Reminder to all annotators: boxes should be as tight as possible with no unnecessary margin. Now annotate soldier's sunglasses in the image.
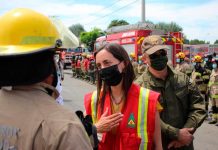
[149,49,167,60]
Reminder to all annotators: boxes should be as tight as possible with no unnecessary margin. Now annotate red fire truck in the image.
[95,26,183,66]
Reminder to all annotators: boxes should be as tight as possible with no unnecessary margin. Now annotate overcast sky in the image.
[1,0,218,43]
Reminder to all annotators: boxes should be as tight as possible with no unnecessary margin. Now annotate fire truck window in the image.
[165,45,173,61]
[122,44,135,55]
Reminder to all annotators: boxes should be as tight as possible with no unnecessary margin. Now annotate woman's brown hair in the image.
[94,43,135,115]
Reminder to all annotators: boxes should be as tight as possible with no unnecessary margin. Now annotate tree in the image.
[80,28,103,51]
[189,39,209,45]
[107,19,129,29]
[214,40,218,44]
[155,22,183,32]
[183,35,190,44]
[69,23,85,37]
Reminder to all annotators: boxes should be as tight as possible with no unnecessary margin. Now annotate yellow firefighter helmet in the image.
[130,52,135,58]
[0,8,60,86]
[194,55,202,63]
[177,52,186,59]
[0,8,59,56]
[138,55,142,60]
[81,53,87,57]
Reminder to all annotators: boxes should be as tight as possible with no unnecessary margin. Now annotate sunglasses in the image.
[149,50,167,60]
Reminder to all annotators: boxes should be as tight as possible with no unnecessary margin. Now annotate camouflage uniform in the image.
[137,63,147,76]
[135,65,206,150]
[131,60,138,78]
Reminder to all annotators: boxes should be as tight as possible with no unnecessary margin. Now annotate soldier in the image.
[175,52,193,77]
[0,8,92,149]
[135,35,206,150]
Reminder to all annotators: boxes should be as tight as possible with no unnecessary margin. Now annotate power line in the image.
[84,0,139,25]
[69,0,123,24]
[93,0,123,14]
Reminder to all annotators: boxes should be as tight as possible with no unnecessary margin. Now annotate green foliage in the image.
[69,23,85,37]
[183,35,189,44]
[108,19,129,29]
[189,39,209,45]
[80,28,103,51]
[214,40,218,44]
[155,21,183,32]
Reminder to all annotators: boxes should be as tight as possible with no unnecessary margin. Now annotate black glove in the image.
[76,110,93,136]
[75,110,98,150]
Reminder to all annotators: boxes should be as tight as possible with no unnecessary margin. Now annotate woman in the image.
[84,43,162,150]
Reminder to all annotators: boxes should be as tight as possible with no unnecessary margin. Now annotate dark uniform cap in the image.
[141,35,169,55]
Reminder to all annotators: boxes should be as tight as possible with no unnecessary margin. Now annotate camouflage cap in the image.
[141,35,169,55]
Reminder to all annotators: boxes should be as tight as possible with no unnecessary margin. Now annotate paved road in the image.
[62,70,96,111]
[62,69,218,150]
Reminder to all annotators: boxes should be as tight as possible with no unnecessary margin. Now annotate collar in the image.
[145,65,175,88]
[6,82,59,99]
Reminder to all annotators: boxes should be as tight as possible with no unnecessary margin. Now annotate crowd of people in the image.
[70,51,148,85]
[71,53,96,84]
[70,41,218,129]
[175,52,218,126]
[0,7,215,150]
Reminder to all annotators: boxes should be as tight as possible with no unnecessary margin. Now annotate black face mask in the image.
[150,55,168,71]
[99,64,122,86]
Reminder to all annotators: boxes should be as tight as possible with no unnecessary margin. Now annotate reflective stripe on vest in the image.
[90,87,150,150]
[195,72,201,77]
[211,95,218,99]
[202,75,210,80]
[91,90,97,124]
[138,87,149,150]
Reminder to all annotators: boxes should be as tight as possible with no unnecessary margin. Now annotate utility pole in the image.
[141,0,145,22]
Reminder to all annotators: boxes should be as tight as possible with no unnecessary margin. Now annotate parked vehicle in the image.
[95,23,183,66]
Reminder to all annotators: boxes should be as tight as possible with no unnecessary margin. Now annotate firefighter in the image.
[208,60,218,125]
[83,53,89,80]
[204,55,213,71]
[88,55,96,84]
[75,55,82,78]
[175,52,193,77]
[59,48,66,69]
[191,55,211,114]
[0,8,92,149]
[71,53,77,77]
